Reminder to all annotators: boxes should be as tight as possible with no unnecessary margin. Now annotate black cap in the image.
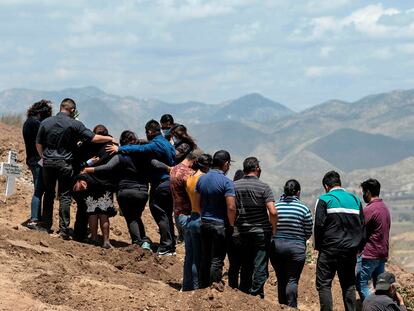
[375,272,396,291]
[212,150,233,167]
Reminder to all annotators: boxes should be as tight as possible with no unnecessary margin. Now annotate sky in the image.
[0,0,413,111]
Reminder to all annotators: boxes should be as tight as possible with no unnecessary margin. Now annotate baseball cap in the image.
[375,272,396,291]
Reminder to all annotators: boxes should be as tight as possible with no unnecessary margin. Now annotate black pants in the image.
[73,190,88,241]
[239,231,271,297]
[316,250,357,311]
[199,221,227,288]
[270,239,306,307]
[117,188,149,245]
[227,231,242,289]
[149,180,175,251]
[42,161,74,234]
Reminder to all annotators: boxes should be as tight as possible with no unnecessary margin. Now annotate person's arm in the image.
[35,143,43,158]
[194,191,201,213]
[266,201,277,235]
[83,155,121,174]
[358,200,367,252]
[304,208,314,240]
[151,159,171,173]
[107,141,158,155]
[314,198,327,251]
[226,196,236,227]
[35,124,45,158]
[91,134,116,144]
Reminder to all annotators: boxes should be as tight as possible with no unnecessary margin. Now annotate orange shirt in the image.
[185,170,204,213]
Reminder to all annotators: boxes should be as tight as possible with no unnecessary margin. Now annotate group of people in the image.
[22,98,406,311]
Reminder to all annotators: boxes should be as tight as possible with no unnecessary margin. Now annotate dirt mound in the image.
[0,122,413,311]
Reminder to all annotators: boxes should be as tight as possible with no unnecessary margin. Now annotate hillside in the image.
[1,121,413,310]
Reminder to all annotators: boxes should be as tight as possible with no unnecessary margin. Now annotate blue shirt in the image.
[195,169,235,223]
[118,134,175,185]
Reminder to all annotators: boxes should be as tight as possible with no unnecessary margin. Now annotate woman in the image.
[73,171,117,249]
[184,153,212,290]
[270,179,313,308]
[170,124,197,164]
[83,130,151,250]
[22,100,52,230]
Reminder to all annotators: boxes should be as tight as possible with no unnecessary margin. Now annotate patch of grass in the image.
[0,113,23,127]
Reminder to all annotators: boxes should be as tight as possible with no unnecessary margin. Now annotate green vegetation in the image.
[0,113,23,127]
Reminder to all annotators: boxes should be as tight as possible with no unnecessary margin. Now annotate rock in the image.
[39,240,49,247]
[12,225,18,230]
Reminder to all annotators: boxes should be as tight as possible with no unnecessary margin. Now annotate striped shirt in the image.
[274,196,313,243]
[235,176,275,233]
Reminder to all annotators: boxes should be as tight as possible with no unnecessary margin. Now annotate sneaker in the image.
[59,232,71,241]
[157,248,176,257]
[141,241,152,251]
[102,242,113,249]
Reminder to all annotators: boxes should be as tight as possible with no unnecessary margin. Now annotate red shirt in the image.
[170,163,195,216]
[362,199,391,259]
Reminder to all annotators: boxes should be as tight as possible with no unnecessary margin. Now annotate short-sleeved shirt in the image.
[36,112,95,161]
[170,163,195,216]
[186,170,204,213]
[22,116,41,166]
[195,169,235,223]
[362,199,391,260]
[235,175,275,233]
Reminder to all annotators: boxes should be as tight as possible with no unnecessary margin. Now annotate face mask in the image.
[161,129,169,137]
[363,192,370,203]
[173,136,181,144]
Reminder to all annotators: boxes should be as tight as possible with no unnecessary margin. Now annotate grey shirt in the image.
[362,293,407,311]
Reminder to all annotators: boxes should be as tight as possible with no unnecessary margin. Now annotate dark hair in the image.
[60,98,76,110]
[194,153,212,172]
[212,150,231,168]
[171,124,197,149]
[360,178,381,197]
[119,130,138,146]
[27,99,52,120]
[160,114,174,125]
[185,151,198,161]
[93,124,109,136]
[233,169,244,181]
[243,157,259,174]
[322,170,341,188]
[284,179,301,197]
[145,119,161,133]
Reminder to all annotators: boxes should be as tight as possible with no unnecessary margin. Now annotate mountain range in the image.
[1,86,414,196]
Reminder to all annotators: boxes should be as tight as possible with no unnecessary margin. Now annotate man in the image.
[234,157,277,298]
[160,114,174,141]
[36,98,114,239]
[170,151,197,290]
[314,171,365,311]
[107,119,176,255]
[357,178,391,301]
[362,272,406,311]
[22,100,52,230]
[194,150,236,288]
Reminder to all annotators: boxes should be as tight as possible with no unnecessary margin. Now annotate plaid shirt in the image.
[170,163,195,216]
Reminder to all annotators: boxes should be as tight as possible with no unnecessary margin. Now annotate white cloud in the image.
[305,65,363,77]
[229,22,261,43]
[295,4,411,40]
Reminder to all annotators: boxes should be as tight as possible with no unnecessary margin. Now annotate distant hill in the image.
[306,128,414,171]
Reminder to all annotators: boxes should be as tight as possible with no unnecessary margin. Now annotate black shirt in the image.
[22,116,41,166]
[36,112,95,161]
[362,294,407,311]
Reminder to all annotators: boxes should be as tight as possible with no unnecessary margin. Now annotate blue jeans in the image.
[176,214,200,290]
[188,213,202,289]
[356,256,386,301]
[29,164,44,222]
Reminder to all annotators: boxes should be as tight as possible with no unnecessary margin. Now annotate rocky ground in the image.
[0,122,412,311]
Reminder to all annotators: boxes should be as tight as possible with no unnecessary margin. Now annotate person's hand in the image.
[106,144,119,155]
[80,168,87,174]
[395,291,405,306]
[111,137,118,145]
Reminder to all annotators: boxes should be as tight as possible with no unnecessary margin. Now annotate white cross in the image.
[0,150,22,197]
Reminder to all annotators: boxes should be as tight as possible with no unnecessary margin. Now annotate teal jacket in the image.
[314,188,365,253]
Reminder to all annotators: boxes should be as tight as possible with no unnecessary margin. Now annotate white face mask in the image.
[161,129,169,137]
[173,136,181,144]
